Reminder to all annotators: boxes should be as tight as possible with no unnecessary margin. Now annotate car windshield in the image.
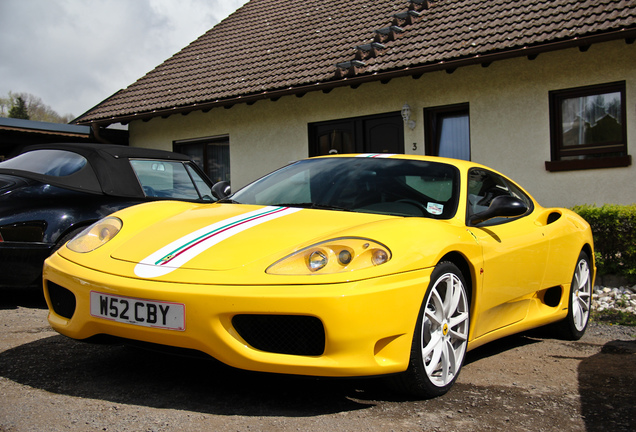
[130,159,214,201]
[0,149,87,176]
[231,157,459,218]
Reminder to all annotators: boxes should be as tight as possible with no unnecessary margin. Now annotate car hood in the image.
[110,203,398,278]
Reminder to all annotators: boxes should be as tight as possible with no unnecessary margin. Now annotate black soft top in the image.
[0,143,194,197]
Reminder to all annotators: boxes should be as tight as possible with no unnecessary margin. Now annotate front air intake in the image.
[47,282,77,319]
[232,314,325,356]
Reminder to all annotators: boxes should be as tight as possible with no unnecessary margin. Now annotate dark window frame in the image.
[546,81,631,172]
[173,135,230,183]
[308,111,404,156]
[424,103,470,160]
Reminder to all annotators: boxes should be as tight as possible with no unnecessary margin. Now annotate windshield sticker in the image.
[427,202,444,215]
[134,206,301,278]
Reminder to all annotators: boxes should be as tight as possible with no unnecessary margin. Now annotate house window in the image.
[309,112,404,156]
[173,136,230,183]
[424,103,470,161]
[546,81,630,171]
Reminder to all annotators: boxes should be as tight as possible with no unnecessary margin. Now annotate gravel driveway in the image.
[1,290,635,432]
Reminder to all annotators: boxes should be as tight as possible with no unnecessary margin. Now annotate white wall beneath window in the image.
[129,39,635,207]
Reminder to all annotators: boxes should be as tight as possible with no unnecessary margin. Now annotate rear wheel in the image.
[555,251,592,340]
[390,262,470,398]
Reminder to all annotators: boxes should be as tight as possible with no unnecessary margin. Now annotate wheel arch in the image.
[580,243,596,283]
[52,221,96,252]
[438,251,475,306]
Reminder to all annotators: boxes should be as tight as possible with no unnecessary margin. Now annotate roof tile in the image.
[76,0,636,124]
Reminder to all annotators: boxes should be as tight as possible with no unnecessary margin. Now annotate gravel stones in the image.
[593,285,636,313]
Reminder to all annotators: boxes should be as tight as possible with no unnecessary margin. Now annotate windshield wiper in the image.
[272,202,353,212]
[311,203,353,212]
[217,198,241,204]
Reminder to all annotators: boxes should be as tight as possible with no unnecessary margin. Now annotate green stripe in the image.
[154,206,284,265]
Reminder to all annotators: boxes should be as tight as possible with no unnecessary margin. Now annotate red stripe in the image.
[160,207,290,266]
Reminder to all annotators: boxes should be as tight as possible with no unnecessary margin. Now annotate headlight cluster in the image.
[67,217,122,253]
[267,237,391,275]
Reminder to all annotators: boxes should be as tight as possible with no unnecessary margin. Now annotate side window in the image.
[185,163,214,201]
[130,160,201,200]
[467,168,533,225]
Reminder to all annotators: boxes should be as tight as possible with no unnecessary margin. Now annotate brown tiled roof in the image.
[76,0,636,125]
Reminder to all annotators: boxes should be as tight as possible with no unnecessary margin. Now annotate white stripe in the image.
[354,153,396,158]
[134,206,301,278]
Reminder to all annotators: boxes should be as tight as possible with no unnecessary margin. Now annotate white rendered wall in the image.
[129,39,635,207]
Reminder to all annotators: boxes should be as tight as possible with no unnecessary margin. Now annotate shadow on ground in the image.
[2,289,634,430]
[0,326,553,418]
[579,339,636,432]
[0,333,388,417]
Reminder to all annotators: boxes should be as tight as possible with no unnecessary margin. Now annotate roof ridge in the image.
[335,0,436,78]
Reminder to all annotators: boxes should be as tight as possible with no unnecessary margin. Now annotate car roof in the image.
[22,142,192,162]
[310,153,484,172]
[0,143,194,197]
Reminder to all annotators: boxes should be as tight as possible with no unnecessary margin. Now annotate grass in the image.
[591,309,636,327]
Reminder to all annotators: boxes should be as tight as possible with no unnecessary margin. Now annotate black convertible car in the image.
[0,143,215,290]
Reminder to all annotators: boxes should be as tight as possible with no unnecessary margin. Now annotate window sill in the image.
[545,155,632,172]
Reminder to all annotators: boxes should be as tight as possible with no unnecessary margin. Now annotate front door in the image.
[466,168,549,338]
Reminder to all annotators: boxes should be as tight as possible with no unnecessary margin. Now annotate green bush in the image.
[572,204,636,279]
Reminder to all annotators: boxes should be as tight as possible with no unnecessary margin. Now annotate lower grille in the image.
[47,282,76,319]
[232,314,325,356]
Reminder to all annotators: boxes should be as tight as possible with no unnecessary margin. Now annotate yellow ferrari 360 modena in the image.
[43,154,594,398]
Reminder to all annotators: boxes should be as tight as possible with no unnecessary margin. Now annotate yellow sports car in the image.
[43,154,594,398]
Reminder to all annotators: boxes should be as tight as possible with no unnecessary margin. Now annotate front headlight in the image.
[266,237,391,275]
[67,217,122,253]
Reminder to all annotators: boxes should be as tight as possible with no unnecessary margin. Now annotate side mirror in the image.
[470,195,528,225]
[211,181,231,200]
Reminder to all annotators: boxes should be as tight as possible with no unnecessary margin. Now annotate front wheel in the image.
[554,251,592,340]
[390,262,470,398]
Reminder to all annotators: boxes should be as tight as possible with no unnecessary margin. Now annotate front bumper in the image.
[43,253,432,377]
[0,242,53,288]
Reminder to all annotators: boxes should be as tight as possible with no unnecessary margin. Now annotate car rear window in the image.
[0,150,87,176]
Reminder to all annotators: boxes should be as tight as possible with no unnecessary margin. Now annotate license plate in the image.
[90,291,185,331]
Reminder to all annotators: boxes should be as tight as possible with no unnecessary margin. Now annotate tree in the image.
[0,92,74,123]
[8,95,29,120]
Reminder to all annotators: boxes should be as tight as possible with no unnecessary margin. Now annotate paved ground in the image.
[1,291,635,432]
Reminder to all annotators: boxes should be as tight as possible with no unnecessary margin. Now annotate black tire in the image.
[554,251,592,340]
[389,261,470,398]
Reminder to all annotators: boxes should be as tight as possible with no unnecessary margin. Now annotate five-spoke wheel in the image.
[391,261,470,398]
[555,251,592,340]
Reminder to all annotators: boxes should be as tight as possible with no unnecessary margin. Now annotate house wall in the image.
[129,39,635,208]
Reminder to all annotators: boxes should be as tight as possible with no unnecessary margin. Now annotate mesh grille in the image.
[232,314,325,356]
[47,282,76,319]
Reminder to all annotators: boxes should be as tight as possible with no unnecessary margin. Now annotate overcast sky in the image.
[0,0,249,119]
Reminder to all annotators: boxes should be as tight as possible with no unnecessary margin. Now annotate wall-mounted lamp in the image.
[401,102,416,130]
